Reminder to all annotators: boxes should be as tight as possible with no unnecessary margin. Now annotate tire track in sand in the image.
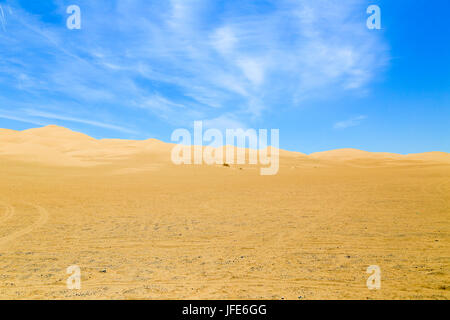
[0,202,15,223]
[0,203,49,246]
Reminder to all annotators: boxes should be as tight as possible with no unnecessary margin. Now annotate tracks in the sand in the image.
[0,202,49,246]
[0,202,15,223]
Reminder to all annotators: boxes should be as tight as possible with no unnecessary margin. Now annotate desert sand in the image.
[0,125,448,299]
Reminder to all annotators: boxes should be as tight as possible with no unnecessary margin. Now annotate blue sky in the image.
[0,0,448,154]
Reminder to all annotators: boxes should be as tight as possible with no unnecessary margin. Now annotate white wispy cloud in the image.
[0,112,46,126]
[203,113,247,131]
[24,109,138,134]
[334,115,368,129]
[0,106,137,134]
[0,5,7,32]
[0,0,388,136]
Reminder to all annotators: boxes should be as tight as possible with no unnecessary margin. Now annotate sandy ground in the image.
[0,126,448,299]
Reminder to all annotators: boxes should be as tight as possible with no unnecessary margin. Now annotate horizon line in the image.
[1,124,449,157]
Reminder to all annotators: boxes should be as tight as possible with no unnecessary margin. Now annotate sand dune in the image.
[1,125,448,166]
[309,148,402,160]
[0,126,174,166]
[404,152,450,162]
[0,125,448,299]
[309,148,450,163]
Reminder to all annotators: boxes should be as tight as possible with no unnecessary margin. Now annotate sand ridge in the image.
[1,125,449,166]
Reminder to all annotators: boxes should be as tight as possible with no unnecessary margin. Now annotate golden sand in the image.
[0,126,448,299]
